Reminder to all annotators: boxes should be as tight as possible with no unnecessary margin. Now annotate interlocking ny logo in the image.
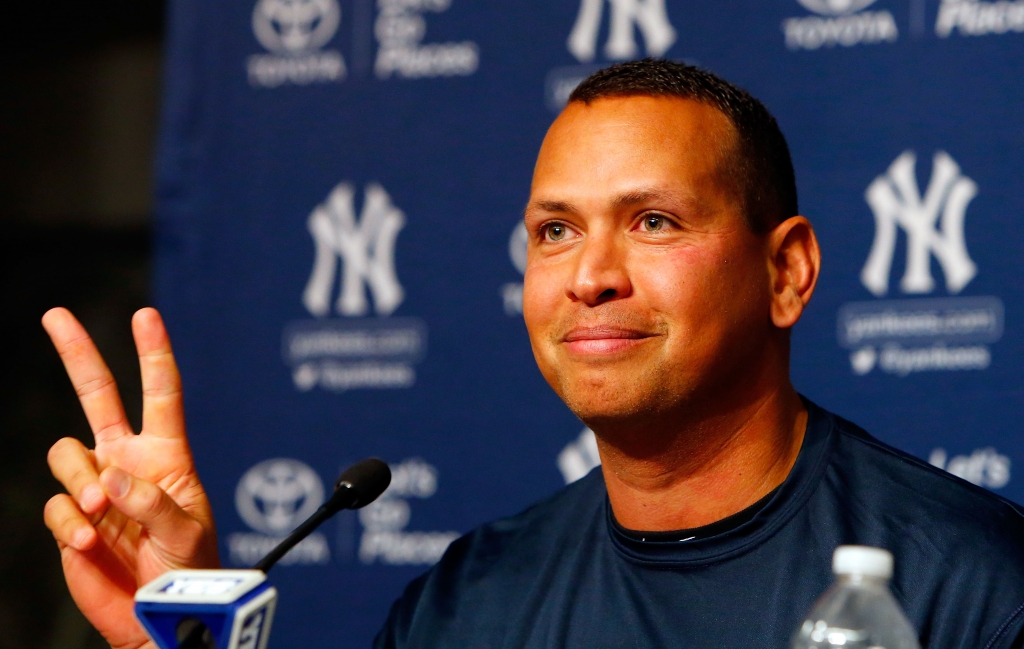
[567,0,677,62]
[302,183,405,317]
[252,0,341,55]
[861,151,978,297]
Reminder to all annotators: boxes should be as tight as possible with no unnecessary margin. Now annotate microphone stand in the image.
[254,484,357,573]
[176,458,391,649]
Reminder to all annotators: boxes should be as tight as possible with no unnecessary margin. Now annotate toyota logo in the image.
[235,458,325,536]
[252,0,341,55]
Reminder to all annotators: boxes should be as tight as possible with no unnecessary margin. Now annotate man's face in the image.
[523,96,775,427]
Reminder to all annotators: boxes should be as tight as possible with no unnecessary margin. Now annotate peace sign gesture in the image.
[42,307,219,649]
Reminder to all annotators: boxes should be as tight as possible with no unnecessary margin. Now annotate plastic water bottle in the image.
[791,545,921,649]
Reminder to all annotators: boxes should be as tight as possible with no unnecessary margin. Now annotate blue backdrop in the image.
[153,0,1024,646]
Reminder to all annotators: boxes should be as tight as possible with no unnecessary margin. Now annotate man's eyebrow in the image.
[524,189,699,218]
[611,188,689,209]
[524,199,578,217]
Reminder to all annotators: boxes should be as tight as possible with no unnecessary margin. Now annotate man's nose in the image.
[566,232,632,306]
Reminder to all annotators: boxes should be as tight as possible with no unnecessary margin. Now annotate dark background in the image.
[1,2,164,646]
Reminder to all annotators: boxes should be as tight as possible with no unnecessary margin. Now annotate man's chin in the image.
[540,353,688,422]
[558,382,675,428]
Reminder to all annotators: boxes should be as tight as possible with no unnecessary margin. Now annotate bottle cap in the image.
[832,545,893,579]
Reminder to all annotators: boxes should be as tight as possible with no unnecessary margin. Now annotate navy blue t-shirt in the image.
[375,401,1024,648]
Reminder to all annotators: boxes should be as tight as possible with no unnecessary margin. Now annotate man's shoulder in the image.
[828,410,1023,518]
[821,407,1024,567]
[802,405,1024,648]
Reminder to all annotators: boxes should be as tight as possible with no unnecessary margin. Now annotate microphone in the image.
[254,457,391,572]
[134,458,392,649]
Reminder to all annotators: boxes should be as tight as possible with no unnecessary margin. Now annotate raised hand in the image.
[42,307,219,649]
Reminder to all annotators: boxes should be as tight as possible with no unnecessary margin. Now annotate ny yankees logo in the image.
[567,0,677,63]
[303,182,405,317]
[861,150,978,296]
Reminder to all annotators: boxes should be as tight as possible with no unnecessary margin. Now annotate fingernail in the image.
[80,484,103,511]
[107,468,131,498]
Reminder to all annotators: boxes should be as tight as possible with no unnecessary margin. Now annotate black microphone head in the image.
[333,458,391,509]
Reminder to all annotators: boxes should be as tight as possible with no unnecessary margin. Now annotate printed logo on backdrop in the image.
[935,0,1024,38]
[247,0,347,88]
[837,150,1005,377]
[501,221,528,316]
[374,0,479,79]
[782,0,899,50]
[282,182,428,392]
[929,447,1011,489]
[354,458,460,565]
[558,427,601,484]
[246,0,479,87]
[546,0,678,112]
[228,459,331,566]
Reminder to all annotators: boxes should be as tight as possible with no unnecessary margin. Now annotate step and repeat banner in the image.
[154,0,1024,646]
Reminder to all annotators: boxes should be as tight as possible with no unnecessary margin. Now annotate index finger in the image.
[42,308,132,445]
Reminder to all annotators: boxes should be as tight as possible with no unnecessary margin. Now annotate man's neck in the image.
[595,383,807,532]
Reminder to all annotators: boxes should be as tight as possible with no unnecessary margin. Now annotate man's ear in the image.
[767,216,821,329]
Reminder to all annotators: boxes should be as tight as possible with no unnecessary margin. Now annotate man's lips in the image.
[562,327,656,355]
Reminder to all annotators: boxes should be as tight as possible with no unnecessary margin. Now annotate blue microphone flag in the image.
[134,569,277,649]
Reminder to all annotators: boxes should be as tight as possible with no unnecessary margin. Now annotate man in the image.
[44,60,1024,649]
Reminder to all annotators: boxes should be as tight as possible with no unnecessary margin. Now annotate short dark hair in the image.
[569,59,798,234]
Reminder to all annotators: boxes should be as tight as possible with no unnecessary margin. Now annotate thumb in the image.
[99,466,208,563]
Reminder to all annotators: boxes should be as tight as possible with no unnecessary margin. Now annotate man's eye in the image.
[546,224,567,241]
[643,215,666,231]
